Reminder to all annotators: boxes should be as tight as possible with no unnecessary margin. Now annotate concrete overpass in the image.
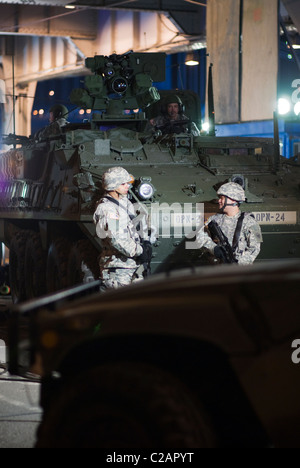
[0,0,299,138]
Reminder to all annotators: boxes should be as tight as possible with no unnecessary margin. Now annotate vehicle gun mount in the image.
[70,51,165,120]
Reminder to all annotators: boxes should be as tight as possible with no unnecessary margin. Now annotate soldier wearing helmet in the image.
[196,182,262,265]
[93,167,151,290]
[146,94,200,136]
[49,104,69,126]
[35,103,69,141]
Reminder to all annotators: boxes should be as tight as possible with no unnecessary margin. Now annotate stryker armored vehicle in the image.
[0,51,300,303]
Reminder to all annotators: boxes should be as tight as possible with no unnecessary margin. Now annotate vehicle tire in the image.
[9,231,30,303]
[67,239,99,287]
[36,361,215,448]
[46,237,71,293]
[24,232,47,299]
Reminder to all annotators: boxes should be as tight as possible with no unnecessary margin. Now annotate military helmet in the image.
[217,182,246,202]
[102,167,133,191]
[49,104,68,120]
[161,94,184,114]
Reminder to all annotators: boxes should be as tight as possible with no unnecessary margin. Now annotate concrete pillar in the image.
[206,0,278,124]
[1,54,36,138]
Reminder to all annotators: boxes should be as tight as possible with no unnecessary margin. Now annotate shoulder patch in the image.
[250,223,263,242]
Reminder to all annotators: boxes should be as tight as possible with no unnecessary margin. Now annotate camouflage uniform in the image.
[93,167,143,290]
[37,119,68,140]
[148,113,201,137]
[197,211,262,265]
[197,182,263,265]
[35,104,69,141]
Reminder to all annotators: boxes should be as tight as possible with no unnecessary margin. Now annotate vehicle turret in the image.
[70,51,164,125]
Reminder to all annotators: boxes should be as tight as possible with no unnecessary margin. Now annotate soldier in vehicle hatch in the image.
[145,94,201,136]
[93,166,152,290]
[196,182,263,265]
[48,104,69,127]
[34,104,69,141]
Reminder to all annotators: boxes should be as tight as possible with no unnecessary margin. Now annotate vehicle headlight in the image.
[136,178,155,200]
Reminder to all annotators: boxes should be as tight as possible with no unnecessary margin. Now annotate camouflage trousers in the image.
[100,267,143,291]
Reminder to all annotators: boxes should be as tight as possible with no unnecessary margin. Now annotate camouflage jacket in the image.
[196,211,263,265]
[93,196,143,270]
[35,118,69,141]
[145,113,201,137]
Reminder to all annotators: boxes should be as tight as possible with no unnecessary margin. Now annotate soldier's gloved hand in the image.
[138,241,152,264]
[214,245,227,262]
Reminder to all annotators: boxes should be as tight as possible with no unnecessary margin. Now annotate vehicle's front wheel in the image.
[36,361,215,448]
[25,232,47,299]
[46,237,71,293]
[9,231,30,303]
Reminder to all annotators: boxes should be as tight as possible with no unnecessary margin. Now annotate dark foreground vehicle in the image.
[8,259,300,448]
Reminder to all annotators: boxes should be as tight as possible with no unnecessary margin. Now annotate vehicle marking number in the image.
[253,211,297,225]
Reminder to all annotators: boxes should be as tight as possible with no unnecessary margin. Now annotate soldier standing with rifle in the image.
[196,182,263,265]
[93,167,152,290]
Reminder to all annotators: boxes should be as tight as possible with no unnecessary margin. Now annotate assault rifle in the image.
[139,239,152,278]
[2,133,31,146]
[208,220,238,264]
[155,118,190,135]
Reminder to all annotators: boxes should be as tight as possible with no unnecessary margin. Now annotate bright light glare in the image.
[294,101,300,116]
[278,98,291,115]
[138,183,154,200]
[185,59,199,66]
[202,122,209,132]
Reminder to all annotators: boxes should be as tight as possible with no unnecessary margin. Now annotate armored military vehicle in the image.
[0,51,300,303]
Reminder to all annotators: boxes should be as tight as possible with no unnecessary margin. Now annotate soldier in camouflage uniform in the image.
[93,167,147,290]
[196,182,263,265]
[35,104,69,141]
[145,94,201,136]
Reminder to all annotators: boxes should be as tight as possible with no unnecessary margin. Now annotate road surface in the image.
[0,295,42,448]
